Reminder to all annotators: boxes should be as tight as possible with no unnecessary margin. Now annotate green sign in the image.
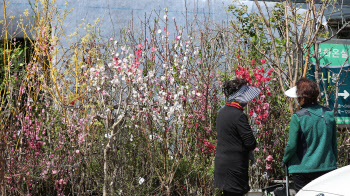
[309,44,350,68]
[308,42,350,124]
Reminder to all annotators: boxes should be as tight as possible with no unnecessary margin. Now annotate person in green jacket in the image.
[283,77,338,193]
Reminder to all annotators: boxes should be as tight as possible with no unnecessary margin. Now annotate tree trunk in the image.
[103,146,110,196]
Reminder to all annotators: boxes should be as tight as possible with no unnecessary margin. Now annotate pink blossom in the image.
[266,163,272,170]
[138,44,142,48]
[266,155,274,161]
[151,47,156,52]
[260,95,266,101]
[263,103,269,110]
[102,91,109,96]
[78,134,85,145]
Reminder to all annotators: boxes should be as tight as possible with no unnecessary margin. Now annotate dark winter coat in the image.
[214,106,257,194]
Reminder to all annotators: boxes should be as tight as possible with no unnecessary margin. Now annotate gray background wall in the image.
[1,0,235,39]
[1,0,348,40]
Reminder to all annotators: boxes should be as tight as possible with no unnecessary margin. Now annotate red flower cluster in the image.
[234,63,275,127]
[198,138,216,154]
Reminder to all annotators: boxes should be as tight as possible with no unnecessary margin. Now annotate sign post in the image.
[308,39,350,126]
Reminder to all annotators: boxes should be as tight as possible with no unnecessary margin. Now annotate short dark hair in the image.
[223,78,248,98]
[296,77,320,104]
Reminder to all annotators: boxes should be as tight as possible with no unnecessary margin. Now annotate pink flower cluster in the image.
[265,155,274,170]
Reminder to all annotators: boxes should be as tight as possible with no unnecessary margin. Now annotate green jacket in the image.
[283,103,338,173]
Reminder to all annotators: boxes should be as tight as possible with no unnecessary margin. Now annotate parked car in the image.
[296,165,350,196]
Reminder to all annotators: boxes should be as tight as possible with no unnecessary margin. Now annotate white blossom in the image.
[138,177,145,185]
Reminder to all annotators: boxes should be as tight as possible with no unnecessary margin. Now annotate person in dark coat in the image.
[214,78,260,196]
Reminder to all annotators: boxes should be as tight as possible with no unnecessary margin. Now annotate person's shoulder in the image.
[219,106,243,117]
[294,108,311,117]
[320,105,332,112]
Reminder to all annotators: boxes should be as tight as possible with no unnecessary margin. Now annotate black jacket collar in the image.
[301,102,318,108]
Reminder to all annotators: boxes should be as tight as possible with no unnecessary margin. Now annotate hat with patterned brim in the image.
[228,85,261,103]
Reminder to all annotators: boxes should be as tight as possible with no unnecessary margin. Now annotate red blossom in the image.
[254,82,261,87]
[136,49,142,58]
